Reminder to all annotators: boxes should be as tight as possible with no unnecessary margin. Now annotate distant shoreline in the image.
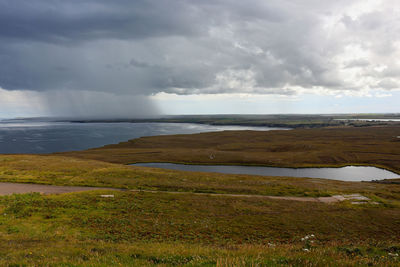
[3,114,400,129]
[67,116,400,129]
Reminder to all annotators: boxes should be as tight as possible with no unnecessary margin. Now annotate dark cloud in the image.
[0,0,206,43]
[0,0,399,101]
[344,59,370,69]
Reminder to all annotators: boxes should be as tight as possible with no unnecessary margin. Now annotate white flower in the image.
[301,234,315,241]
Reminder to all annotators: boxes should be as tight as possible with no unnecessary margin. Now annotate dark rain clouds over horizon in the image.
[0,0,399,116]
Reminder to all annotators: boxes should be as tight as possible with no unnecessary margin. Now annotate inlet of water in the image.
[132,163,400,181]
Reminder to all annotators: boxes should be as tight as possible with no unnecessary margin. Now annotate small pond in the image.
[132,163,400,182]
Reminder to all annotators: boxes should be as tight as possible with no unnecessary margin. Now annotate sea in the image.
[0,119,285,154]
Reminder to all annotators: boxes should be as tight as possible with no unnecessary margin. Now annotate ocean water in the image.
[0,120,286,154]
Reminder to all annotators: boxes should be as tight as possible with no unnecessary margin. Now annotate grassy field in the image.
[63,126,400,173]
[0,190,399,266]
[0,156,398,266]
[0,126,399,266]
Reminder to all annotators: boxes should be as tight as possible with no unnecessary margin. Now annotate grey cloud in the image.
[0,0,206,43]
[344,59,370,68]
[129,59,152,69]
[381,65,400,78]
[0,0,399,104]
[377,79,400,89]
[41,90,159,118]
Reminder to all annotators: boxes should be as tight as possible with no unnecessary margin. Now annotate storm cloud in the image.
[0,0,399,116]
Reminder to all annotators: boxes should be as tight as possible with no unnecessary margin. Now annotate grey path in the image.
[0,182,372,204]
[0,182,117,196]
[130,189,371,203]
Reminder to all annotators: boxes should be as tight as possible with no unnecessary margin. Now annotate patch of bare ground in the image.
[0,182,119,195]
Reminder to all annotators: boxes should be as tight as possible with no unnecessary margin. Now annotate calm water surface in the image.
[0,120,286,154]
[335,118,400,122]
[132,163,400,181]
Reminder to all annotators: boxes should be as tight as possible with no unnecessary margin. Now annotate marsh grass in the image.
[62,126,400,174]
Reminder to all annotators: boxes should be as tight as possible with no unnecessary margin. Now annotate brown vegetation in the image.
[62,126,400,173]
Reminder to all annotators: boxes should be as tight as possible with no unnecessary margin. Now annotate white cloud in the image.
[0,88,48,117]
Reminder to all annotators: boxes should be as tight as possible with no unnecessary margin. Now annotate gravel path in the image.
[130,189,370,203]
[0,182,372,204]
[0,182,117,195]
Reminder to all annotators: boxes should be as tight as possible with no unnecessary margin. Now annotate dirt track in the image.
[0,182,116,195]
[129,189,371,203]
[0,182,372,204]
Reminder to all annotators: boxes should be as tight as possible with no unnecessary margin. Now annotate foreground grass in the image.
[1,155,400,201]
[0,190,399,266]
[2,240,400,266]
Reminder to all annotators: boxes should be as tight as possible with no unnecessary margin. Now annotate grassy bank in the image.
[0,190,399,266]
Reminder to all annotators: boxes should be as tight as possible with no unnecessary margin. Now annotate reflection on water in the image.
[335,118,400,122]
[0,120,287,154]
[132,163,400,181]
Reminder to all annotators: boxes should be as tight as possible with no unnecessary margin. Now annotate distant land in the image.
[62,113,400,128]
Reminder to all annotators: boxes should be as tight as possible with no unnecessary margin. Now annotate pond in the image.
[131,163,400,182]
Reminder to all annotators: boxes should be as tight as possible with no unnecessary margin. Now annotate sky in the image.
[0,0,399,118]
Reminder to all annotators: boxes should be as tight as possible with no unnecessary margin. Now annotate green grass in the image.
[2,240,400,266]
[2,241,400,266]
[1,155,400,201]
[0,190,399,266]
